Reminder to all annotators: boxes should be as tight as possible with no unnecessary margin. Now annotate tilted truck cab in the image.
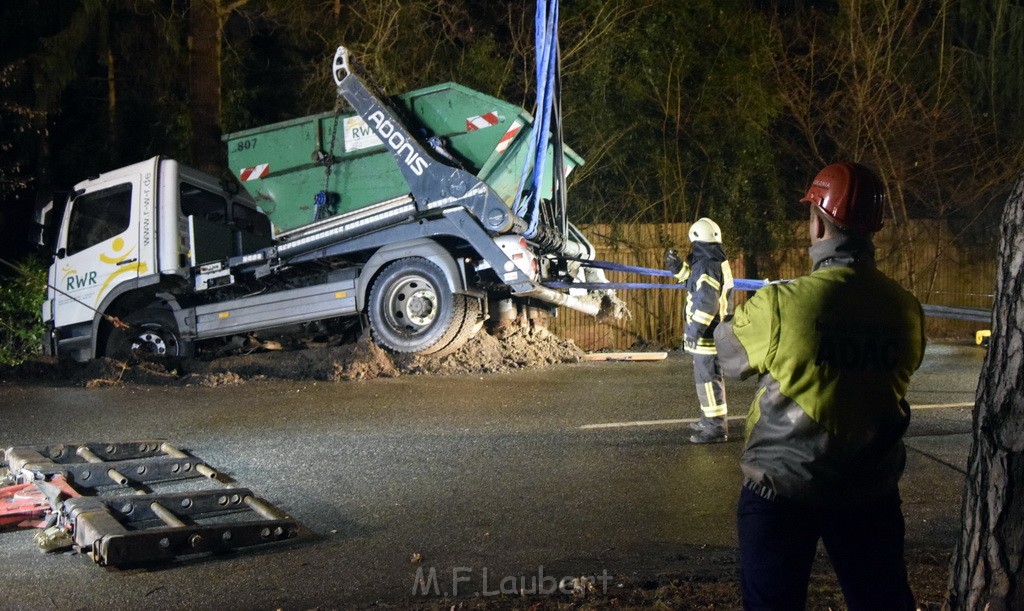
[41,158,273,361]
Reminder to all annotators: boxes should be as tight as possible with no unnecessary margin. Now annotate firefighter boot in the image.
[689,414,717,432]
[689,417,728,444]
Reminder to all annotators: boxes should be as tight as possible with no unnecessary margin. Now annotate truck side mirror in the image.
[35,192,70,256]
[55,247,66,259]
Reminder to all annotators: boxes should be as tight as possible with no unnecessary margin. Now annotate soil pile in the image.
[0,328,583,388]
[393,326,582,375]
[193,334,400,382]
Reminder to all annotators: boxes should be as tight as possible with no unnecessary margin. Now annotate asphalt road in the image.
[0,342,983,609]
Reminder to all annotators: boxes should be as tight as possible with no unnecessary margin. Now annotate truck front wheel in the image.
[368,258,466,355]
[104,309,190,359]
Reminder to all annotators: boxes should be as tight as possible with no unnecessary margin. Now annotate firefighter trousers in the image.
[692,352,727,418]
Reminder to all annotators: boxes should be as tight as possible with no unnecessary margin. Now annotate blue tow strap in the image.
[570,258,675,278]
[548,259,992,320]
[548,258,768,292]
[543,280,768,292]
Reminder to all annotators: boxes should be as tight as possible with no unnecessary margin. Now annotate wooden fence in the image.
[548,221,996,351]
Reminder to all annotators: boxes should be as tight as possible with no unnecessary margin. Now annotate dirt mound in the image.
[0,329,583,388]
[189,335,399,382]
[393,326,582,375]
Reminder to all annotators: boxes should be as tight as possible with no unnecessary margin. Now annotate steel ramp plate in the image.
[1,440,300,567]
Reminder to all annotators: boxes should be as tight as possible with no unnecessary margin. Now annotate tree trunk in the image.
[187,0,224,173]
[106,46,117,159]
[947,173,1024,609]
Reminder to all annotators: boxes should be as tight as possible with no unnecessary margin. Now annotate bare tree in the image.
[946,174,1024,609]
[767,0,1022,293]
[188,0,250,173]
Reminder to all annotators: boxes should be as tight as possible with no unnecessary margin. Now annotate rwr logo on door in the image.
[63,269,98,290]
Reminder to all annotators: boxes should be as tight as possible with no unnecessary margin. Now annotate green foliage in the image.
[558,0,786,259]
[0,257,46,365]
[0,62,44,196]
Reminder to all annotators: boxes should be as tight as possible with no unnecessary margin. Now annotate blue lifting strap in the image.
[513,0,560,239]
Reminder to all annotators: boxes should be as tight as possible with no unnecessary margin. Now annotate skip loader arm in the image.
[331,46,523,236]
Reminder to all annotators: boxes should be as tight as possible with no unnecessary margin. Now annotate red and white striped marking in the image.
[466,111,500,131]
[239,164,270,181]
[494,121,522,154]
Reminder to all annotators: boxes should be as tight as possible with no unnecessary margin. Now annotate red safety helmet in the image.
[800,162,885,234]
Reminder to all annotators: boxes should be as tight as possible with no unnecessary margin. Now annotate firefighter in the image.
[664,217,734,444]
[714,162,925,610]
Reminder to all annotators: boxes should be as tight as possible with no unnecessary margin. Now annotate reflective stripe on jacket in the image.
[681,241,734,355]
[713,235,925,505]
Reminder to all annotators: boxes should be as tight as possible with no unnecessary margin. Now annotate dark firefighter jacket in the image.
[713,234,926,506]
[679,241,734,355]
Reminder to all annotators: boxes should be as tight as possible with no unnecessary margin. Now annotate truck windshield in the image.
[66,183,132,255]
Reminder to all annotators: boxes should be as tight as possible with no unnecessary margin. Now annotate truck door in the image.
[53,176,145,328]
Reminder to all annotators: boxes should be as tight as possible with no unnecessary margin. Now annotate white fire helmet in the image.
[688,217,722,243]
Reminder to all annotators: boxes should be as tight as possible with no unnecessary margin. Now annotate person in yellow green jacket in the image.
[714,162,925,610]
[664,218,734,443]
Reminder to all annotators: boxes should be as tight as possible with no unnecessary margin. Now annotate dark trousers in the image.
[737,486,916,611]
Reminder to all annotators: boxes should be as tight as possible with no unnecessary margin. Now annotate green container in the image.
[224,82,583,233]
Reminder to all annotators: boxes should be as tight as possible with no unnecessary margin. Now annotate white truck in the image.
[36,48,621,362]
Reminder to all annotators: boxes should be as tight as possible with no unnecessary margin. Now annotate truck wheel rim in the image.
[384,276,437,333]
[131,331,169,356]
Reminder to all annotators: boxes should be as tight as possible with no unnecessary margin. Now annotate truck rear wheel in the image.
[429,295,483,358]
[368,258,466,355]
[104,309,189,359]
